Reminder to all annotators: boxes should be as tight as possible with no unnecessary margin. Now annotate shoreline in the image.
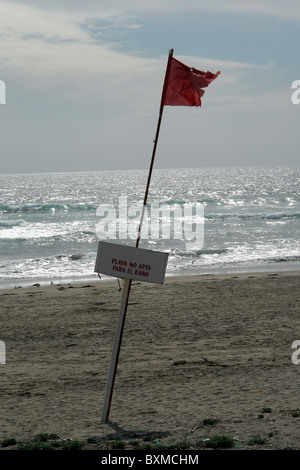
[1,262,300,291]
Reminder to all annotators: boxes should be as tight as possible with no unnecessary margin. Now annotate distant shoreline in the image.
[1,265,300,291]
[1,262,300,290]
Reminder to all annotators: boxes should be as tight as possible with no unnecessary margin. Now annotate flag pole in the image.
[101,48,174,423]
[135,48,174,248]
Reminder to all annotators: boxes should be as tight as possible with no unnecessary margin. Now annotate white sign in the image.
[95,241,168,284]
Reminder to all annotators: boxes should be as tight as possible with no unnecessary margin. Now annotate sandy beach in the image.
[1,270,300,451]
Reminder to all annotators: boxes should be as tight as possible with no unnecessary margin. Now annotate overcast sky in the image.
[0,0,299,173]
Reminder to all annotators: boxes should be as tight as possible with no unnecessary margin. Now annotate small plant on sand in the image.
[16,436,85,451]
[17,441,54,450]
[34,433,50,442]
[1,438,17,448]
[104,440,125,450]
[33,433,60,442]
[261,408,272,414]
[138,441,192,451]
[58,440,85,450]
[128,440,139,447]
[201,435,235,449]
[202,418,219,426]
[86,436,98,444]
[247,437,266,446]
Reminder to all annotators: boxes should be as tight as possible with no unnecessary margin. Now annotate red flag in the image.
[161,57,220,108]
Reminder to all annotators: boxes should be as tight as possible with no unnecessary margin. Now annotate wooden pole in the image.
[101,277,132,422]
[101,49,174,423]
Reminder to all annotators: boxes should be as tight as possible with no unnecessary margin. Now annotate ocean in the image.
[0,165,299,288]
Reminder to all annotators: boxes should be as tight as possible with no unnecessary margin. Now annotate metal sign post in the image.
[96,242,169,422]
[100,277,132,422]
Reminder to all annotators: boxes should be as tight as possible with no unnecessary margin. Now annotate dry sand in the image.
[1,270,300,450]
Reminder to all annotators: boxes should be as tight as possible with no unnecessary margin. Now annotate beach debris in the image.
[191,424,200,433]
[201,357,229,367]
[173,358,229,367]
[280,408,300,417]
[173,360,187,366]
[17,390,32,397]
[202,418,219,426]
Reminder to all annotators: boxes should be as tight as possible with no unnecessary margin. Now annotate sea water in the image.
[0,165,299,288]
